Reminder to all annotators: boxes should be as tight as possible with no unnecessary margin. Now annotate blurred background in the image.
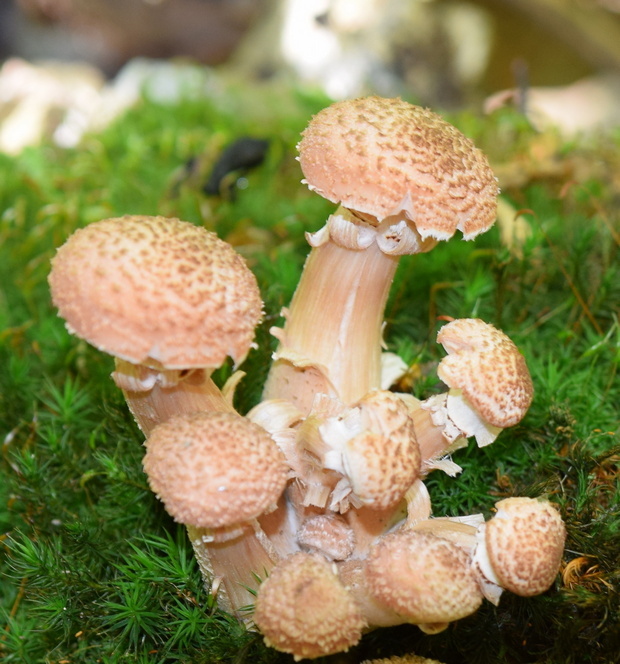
[2,0,620,155]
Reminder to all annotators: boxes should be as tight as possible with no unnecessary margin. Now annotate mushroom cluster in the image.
[48,96,566,660]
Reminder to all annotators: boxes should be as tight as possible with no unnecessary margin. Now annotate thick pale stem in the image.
[113,359,236,432]
[112,358,277,620]
[264,239,398,411]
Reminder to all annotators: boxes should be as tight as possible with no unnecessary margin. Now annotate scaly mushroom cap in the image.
[346,390,421,509]
[366,530,483,626]
[437,318,534,428]
[321,390,421,509]
[297,514,356,561]
[362,655,446,664]
[298,96,498,240]
[142,411,288,529]
[48,215,263,369]
[482,497,566,596]
[253,552,366,660]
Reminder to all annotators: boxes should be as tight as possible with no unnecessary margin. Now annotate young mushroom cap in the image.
[361,655,446,664]
[477,497,566,597]
[319,390,421,510]
[253,552,366,660]
[365,530,483,627]
[436,318,534,445]
[298,96,498,241]
[297,514,356,561]
[142,411,288,529]
[48,215,263,370]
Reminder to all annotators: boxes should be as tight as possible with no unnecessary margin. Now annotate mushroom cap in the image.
[298,96,498,241]
[437,318,534,428]
[48,215,263,369]
[142,411,288,529]
[253,552,366,660]
[320,390,421,510]
[347,390,421,509]
[362,656,446,664]
[365,530,483,625]
[484,497,566,596]
[297,514,356,561]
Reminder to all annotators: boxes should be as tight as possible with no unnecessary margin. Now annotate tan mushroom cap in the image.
[346,390,421,509]
[485,497,566,596]
[297,514,356,561]
[298,96,498,240]
[253,552,366,660]
[366,530,483,625]
[48,215,263,369]
[437,318,534,428]
[142,411,288,529]
[362,655,446,664]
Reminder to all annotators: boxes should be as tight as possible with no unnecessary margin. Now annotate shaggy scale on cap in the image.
[347,390,421,509]
[483,497,566,596]
[437,318,533,428]
[365,530,483,626]
[143,411,288,529]
[48,215,263,369]
[298,96,498,240]
[362,655,446,664]
[253,552,366,660]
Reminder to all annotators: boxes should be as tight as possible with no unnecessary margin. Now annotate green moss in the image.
[1,79,618,664]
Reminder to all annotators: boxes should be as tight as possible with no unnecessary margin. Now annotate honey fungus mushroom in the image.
[264,96,499,413]
[364,530,484,632]
[48,215,263,430]
[253,552,366,660]
[143,411,288,533]
[362,655,446,664]
[474,497,566,602]
[409,318,534,466]
[49,214,271,617]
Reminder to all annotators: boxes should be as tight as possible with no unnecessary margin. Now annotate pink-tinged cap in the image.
[142,411,287,529]
[49,215,263,369]
[366,530,483,625]
[253,552,366,660]
[299,96,498,242]
[437,318,534,429]
[484,497,566,596]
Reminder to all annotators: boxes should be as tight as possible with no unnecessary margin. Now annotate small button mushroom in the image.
[365,530,483,630]
[143,410,289,617]
[253,552,367,660]
[474,497,566,599]
[435,318,534,448]
[143,411,288,532]
[362,655,446,664]
[296,514,356,561]
[264,96,498,413]
[48,215,263,430]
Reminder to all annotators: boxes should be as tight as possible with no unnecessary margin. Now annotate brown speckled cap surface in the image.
[347,390,421,509]
[362,655,446,664]
[437,318,534,428]
[485,497,566,596]
[298,96,498,240]
[48,215,263,369]
[253,552,366,659]
[142,411,287,528]
[366,530,483,624]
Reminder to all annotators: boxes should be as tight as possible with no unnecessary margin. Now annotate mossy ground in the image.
[0,77,618,664]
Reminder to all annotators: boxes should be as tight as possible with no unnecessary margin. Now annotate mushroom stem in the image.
[113,359,236,433]
[187,522,278,619]
[264,223,399,411]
